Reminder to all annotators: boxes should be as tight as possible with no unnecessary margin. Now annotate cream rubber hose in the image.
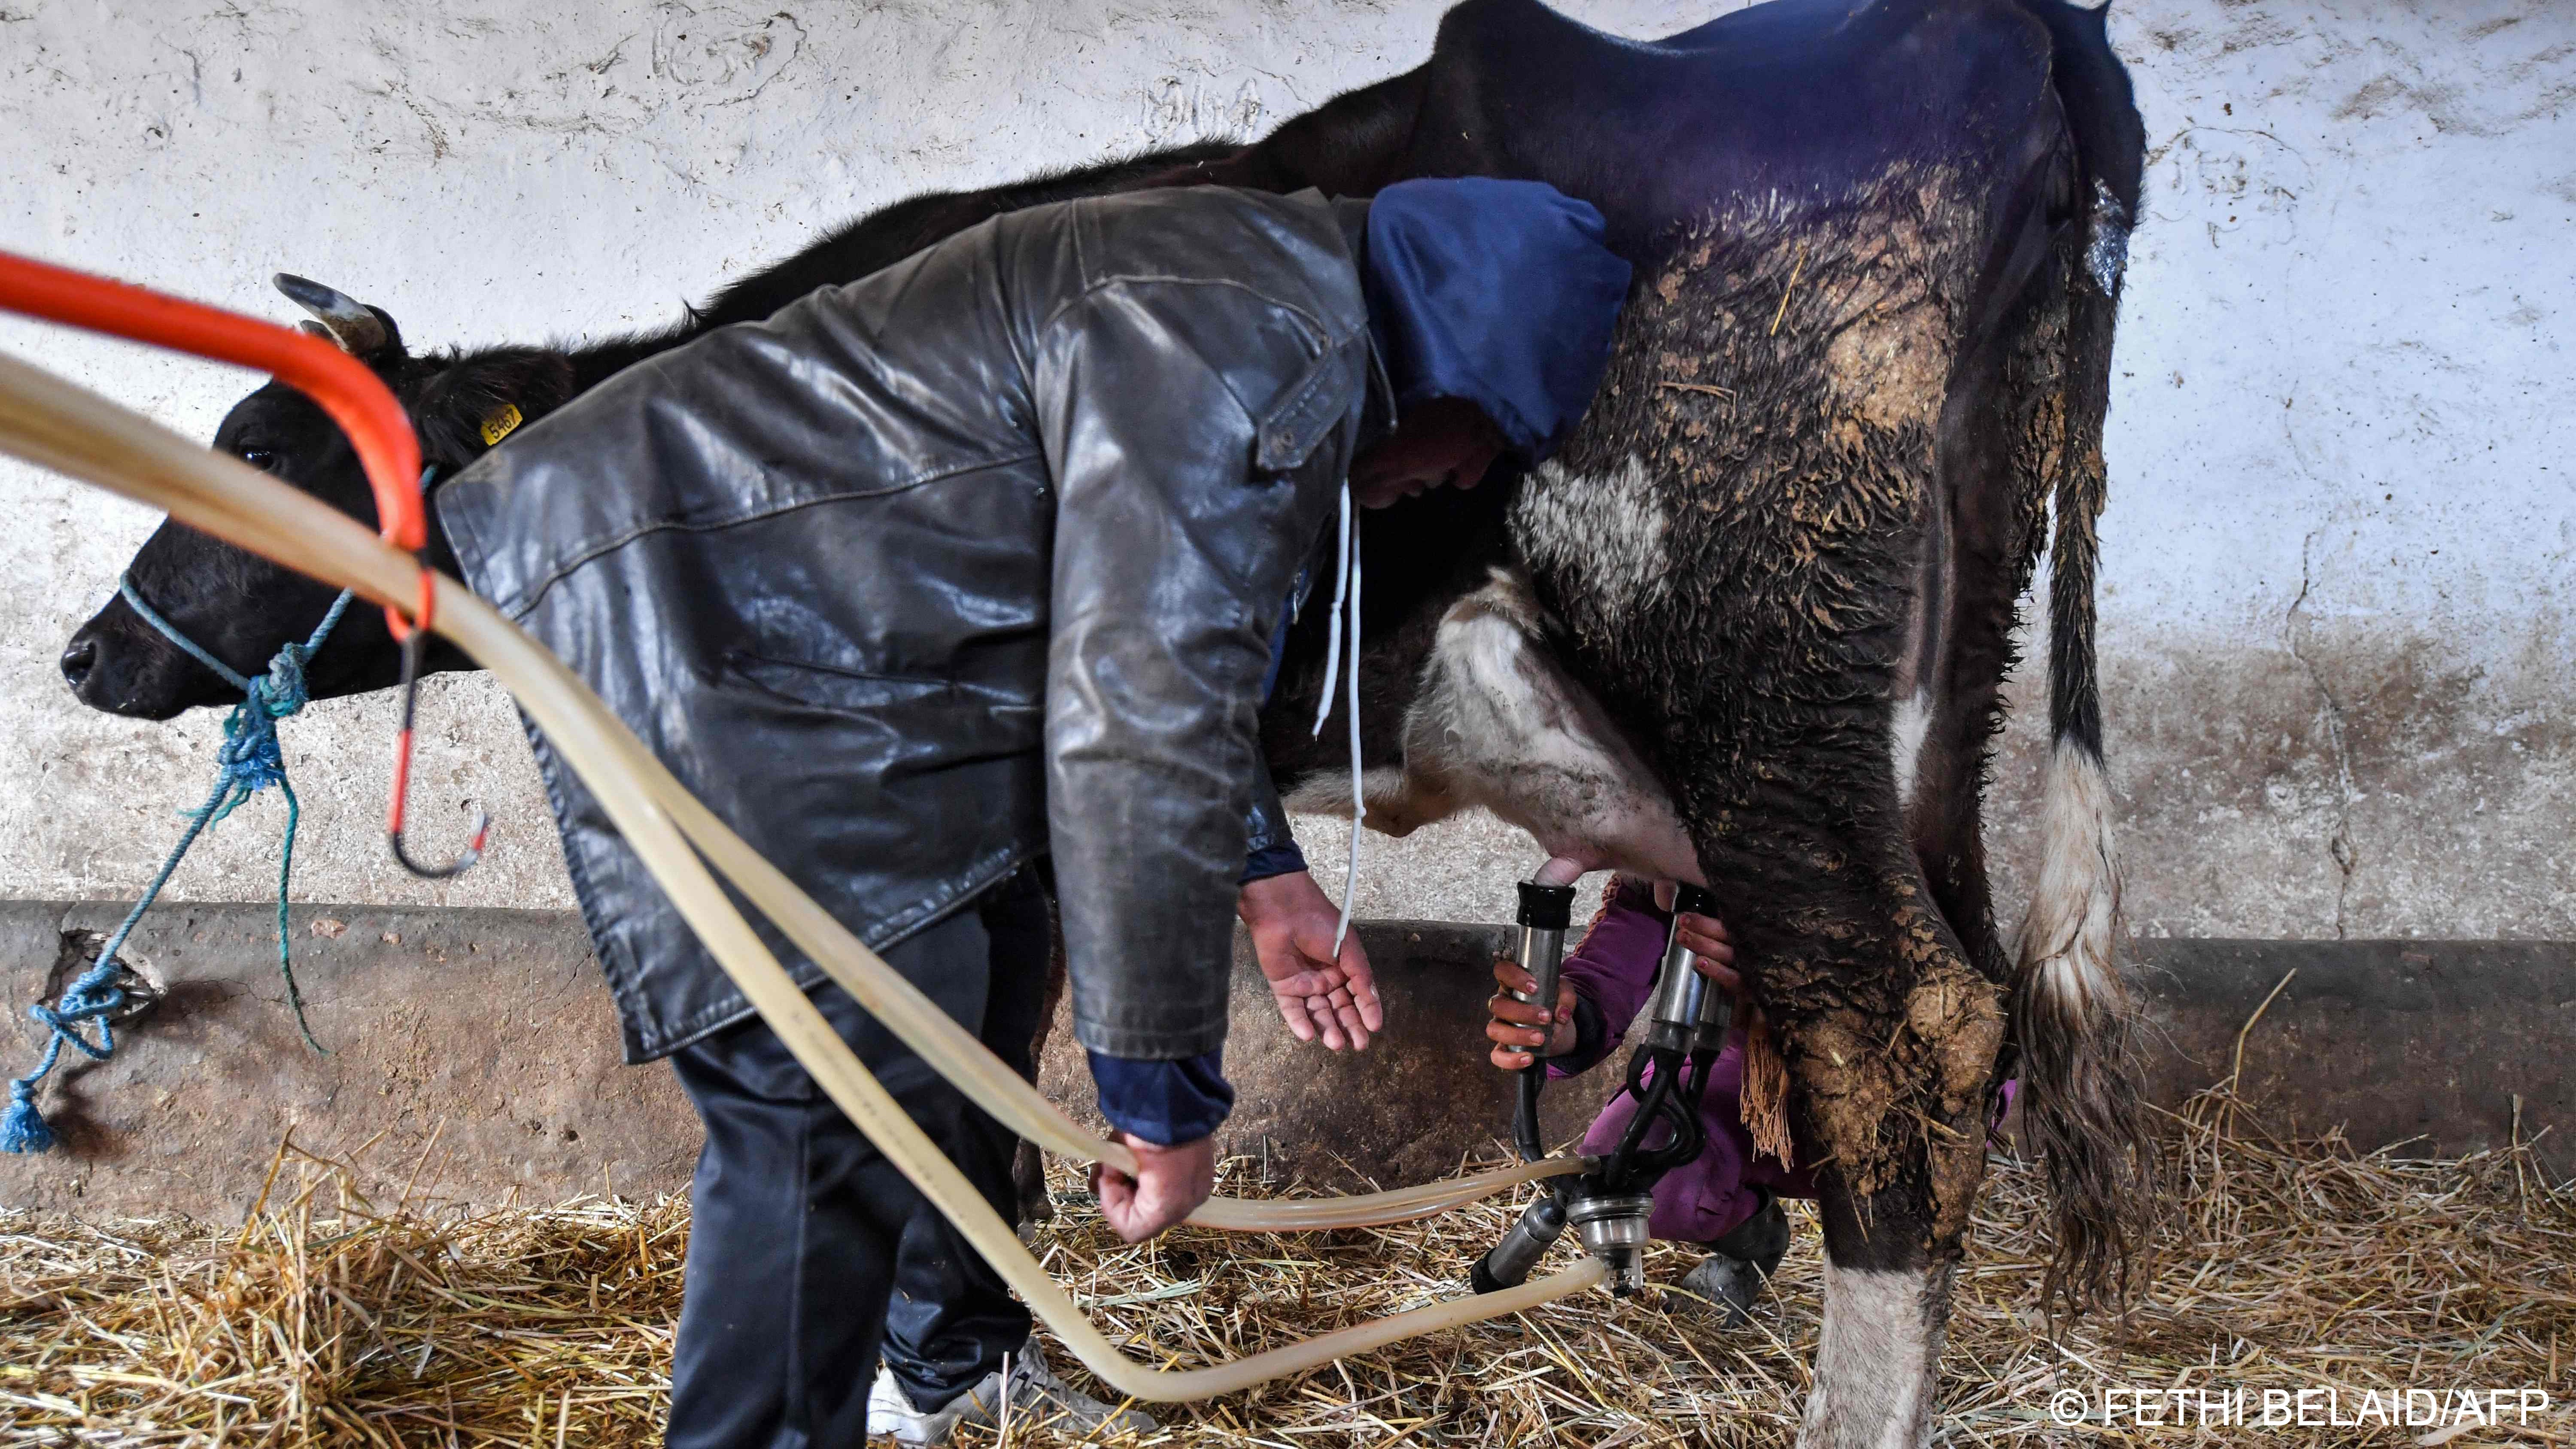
[0,350,1604,1399]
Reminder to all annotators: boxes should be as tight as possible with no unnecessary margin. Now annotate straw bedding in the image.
[3,1086,2567,1447]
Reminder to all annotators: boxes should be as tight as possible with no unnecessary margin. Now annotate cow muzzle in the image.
[60,604,206,719]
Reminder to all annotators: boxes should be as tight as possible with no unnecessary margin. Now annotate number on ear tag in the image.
[479,402,524,447]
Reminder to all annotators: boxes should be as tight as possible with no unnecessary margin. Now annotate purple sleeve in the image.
[1548,877,1671,1079]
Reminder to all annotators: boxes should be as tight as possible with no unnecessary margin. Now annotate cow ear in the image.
[403,348,579,470]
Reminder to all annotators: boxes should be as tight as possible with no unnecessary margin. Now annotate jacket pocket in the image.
[1253,336,1362,474]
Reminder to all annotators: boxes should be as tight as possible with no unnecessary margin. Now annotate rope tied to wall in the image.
[1,585,354,1155]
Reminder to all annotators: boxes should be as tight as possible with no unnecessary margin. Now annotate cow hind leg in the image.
[1746,848,2005,1449]
[1806,1258,1955,1449]
[1798,1024,2002,1449]
[1012,886,1076,1231]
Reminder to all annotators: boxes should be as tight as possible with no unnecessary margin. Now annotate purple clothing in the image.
[1547,878,1674,1080]
[1579,1036,1814,1244]
[1549,878,1816,1245]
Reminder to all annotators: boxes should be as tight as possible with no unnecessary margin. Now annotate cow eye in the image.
[237,448,279,471]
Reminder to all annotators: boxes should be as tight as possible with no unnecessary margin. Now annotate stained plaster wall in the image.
[0,0,2567,943]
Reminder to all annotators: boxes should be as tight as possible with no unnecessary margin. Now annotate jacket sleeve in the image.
[1548,877,1674,1078]
[1240,564,1313,883]
[1034,278,1350,1060]
[1240,754,1308,883]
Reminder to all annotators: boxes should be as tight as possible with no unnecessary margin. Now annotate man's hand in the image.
[1485,956,1578,1069]
[1093,1131,1217,1242]
[1239,870,1383,1051]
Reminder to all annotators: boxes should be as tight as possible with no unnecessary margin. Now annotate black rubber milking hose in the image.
[1604,1046,1683,1192]
[1515,1064,1550,1165]
[1634,1060,1710,1176]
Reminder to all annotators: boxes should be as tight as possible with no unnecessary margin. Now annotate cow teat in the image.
[272,272,392,357]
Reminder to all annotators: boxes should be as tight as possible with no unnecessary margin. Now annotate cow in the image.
[55,3,2150,1443]
[1219,9,2152,1442]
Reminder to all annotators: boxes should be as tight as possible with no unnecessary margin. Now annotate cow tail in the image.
[2012,17,2155,1320]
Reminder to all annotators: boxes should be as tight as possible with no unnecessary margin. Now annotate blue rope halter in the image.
[1,579,355,1154]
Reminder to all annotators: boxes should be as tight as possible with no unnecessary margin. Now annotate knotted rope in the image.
[1,583,353,1154]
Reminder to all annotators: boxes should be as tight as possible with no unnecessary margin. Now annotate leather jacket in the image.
[439,187,1380,1063]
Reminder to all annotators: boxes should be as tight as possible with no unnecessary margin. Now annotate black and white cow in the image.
[1215,6,2150,1440]
[58,3,2149,1443]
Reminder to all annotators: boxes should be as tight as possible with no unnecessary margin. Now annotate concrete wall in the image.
[1987,0,2576,945]
[13,900,2562,1219]
[0,0,2568,941]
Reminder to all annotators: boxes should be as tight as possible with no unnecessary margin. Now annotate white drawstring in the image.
[1309,481,1366,956]
[1312,484,1352,735]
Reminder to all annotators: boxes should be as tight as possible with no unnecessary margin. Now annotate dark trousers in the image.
[665,869,1050,1449]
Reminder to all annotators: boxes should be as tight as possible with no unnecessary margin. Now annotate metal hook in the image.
[386,568,488,880]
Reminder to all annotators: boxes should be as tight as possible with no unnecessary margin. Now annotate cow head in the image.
[60,276,575,718]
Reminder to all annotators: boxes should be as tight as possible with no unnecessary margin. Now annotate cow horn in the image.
[273,273,389,356]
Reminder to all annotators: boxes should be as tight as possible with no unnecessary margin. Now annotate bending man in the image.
[433,177,1631,1447]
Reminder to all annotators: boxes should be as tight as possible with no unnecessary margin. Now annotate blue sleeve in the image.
[1087,1048,1236,1145]
[1240,839,1309,884]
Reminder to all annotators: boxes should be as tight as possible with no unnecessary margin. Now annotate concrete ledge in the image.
[1161,927,2576,1184]
[5,902,2567,1220]
[2126,937,2576,1155]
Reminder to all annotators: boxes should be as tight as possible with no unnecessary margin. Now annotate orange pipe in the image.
[0,249,429,607]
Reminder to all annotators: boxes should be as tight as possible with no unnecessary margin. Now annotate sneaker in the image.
[867,1336,1156,1445]
[1677,1189,1790,1327]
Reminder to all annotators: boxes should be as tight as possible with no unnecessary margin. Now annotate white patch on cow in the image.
[2086,177,2131,297]
[1285,765,1458,840]
[1508,455,1670,622]
[1294,569,1701,884]
[1889,688,1933,814]
[2014,741,2122,1020]
[1798,1261,1948,1449]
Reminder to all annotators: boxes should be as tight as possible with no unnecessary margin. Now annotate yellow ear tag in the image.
[479,402,524,447]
